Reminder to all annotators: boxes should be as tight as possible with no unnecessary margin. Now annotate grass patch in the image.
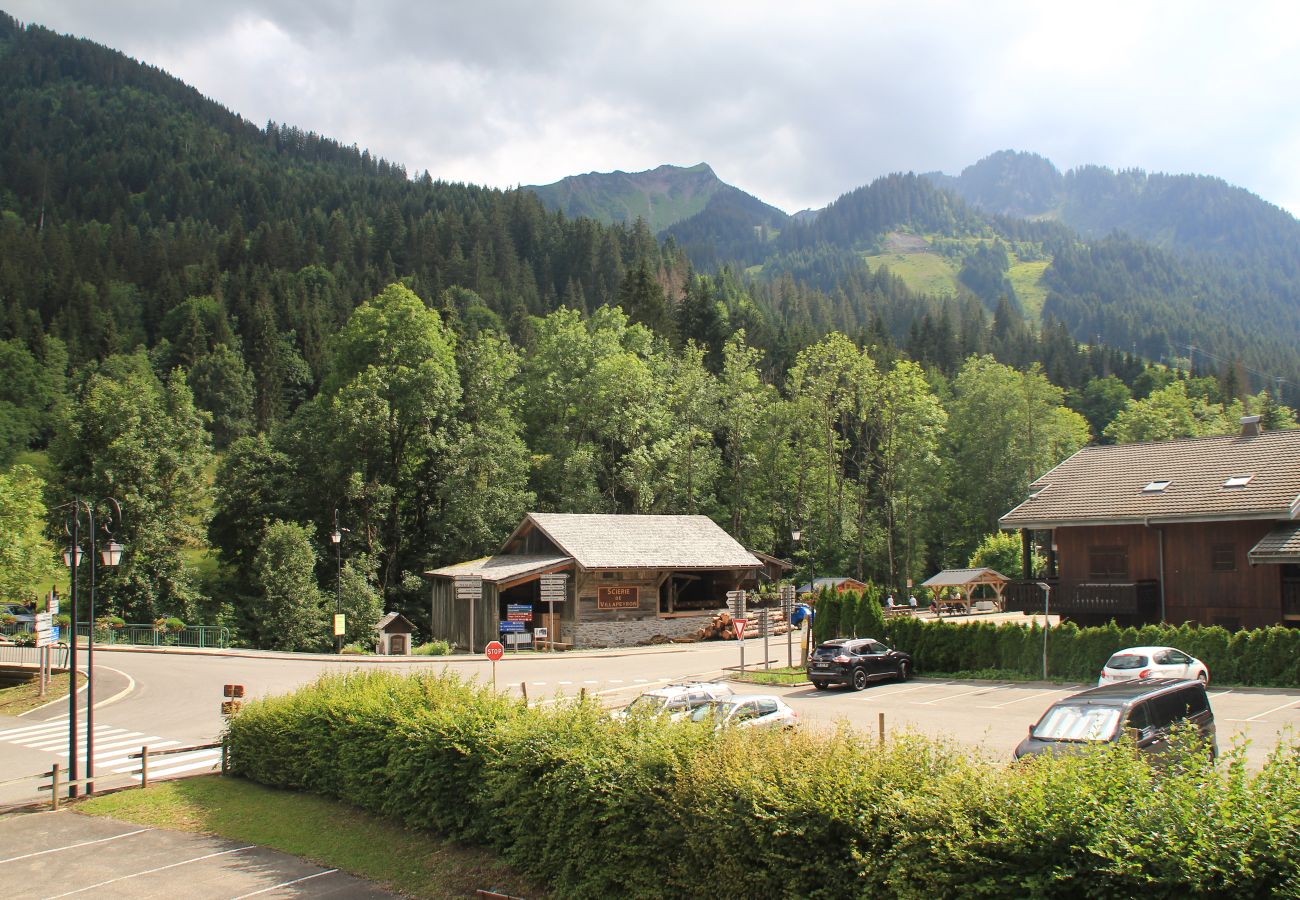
[864,249,959,296]
[1007,257,1050,321]
[76,775,543,899]
[0,670,81,715]
[730,665,808,685]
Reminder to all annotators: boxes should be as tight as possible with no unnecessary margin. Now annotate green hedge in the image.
[881,617,1300,686]
[227,670,1300,897]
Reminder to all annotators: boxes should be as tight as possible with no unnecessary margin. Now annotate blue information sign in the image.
[506,604,532,614]
[499,620,525,633]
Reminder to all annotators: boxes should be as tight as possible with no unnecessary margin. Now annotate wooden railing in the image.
[1004,579,1159,617]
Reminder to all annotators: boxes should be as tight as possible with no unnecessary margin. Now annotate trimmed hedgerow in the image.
[227,670,1300,898]
[882,617,1300,686]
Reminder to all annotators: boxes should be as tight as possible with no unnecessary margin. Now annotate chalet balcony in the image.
[1004,579,1160,618]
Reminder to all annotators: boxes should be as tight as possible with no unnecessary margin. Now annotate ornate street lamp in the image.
[332,509,347,654]
[62,497,122,798]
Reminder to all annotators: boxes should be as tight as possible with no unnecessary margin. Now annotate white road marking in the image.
[609,679,624,683]
[0,719,68,739]
[230,868,340,899]
[531,682,547,686]
[44,845,257,897]
[1246,700,1299,722]
[916,684,1013,706]
[145,752,224,779]
[978,686,1081,709]
[59,734,162,755]
[0,828,151,864]
[558,681,573,685]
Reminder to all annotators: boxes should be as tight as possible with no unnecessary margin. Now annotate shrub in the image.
[412,639,451,656]
[227,670,1300,897]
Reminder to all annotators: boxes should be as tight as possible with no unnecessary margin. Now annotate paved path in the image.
[0,809,394,898]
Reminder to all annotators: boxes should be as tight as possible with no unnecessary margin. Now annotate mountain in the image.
[526,162,790,264]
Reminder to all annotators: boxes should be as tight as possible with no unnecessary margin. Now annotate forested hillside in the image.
[0,14,1294,648]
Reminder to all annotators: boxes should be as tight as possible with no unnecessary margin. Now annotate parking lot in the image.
[759,678,1300,767]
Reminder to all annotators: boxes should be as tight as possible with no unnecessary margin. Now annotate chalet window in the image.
[1088,546,1129,579]
[1211,544,1236,572]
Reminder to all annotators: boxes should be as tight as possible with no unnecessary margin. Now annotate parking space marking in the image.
[230,868,340,899]
[978,686,1079,709]
[0,828,151,865]
[44,844,257,898]
[916,684,1013,705]
[864,681,955,698]
[1245,699,1299,722]
[1209,690,1233,699]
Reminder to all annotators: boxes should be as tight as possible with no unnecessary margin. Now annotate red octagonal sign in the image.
[485,640,505,662]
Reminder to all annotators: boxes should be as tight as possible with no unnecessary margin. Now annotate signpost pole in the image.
[763,609,770,670]
[784,585,794,669]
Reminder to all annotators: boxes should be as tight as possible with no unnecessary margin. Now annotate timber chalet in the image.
[999,416,1300,629]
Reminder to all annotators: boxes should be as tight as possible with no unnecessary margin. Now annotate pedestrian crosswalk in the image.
[0,717,221,783]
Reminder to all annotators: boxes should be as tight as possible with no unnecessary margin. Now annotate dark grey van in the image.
[1014,678,1216,760]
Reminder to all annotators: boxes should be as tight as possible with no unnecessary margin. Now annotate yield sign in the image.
[732,618,748,641]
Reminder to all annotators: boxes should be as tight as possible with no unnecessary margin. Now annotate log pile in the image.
[670,609,793,643]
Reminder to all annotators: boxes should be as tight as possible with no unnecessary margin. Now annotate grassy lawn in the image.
[731,665,808,686]
[865,249,959,296]
[77,776,543,899]
[0,670,82,715]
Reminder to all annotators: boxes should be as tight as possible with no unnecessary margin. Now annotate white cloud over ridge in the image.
[9,1,1300,216]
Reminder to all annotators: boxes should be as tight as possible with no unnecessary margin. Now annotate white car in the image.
[686,694,799,732]
[611,681,736,721]
[1097,646,1210,686]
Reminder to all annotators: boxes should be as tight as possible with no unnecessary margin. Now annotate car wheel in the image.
[898,661,911,682]
[1197,670,1209,685]
[852,668,868,691]
[813,681,829,691]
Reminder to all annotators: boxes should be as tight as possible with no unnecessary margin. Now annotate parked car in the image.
[611,681,736,721]
[1098,646,1209,686]
[0,602,35,634]
[1015,678,1217,761]
[687,694,799,731]
[808,638,912,691]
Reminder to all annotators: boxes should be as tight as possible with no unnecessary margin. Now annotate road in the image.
[3,637,1298,806]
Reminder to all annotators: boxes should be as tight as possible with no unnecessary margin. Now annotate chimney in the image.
[1240,415,1261,438]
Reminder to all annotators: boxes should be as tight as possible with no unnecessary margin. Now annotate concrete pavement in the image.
[0,809,394,898]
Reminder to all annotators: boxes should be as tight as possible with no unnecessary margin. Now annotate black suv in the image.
[1015,678,1217,760]
[808,638,912,691]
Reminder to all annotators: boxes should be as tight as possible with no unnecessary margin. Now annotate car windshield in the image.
[1032,704,1122,742]
[689,700,734,723]
[811,645,845,660]
[1106,653,1149,670]
[626,695,669,713]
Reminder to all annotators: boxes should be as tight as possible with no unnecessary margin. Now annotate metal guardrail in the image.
[73,623,230,649]
[0,644,70,668]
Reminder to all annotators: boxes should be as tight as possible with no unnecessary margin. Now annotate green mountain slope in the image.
[527,162,726,233]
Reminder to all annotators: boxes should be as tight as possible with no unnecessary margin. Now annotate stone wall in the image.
[573,610,723,649]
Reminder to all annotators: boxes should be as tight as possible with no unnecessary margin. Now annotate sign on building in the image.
[597,586,639,610]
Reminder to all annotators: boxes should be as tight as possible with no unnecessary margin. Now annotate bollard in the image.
[51,763,61,811]
[521,681,528,705]
[878,712,885,746]
[221,740,229,776]
[140,745,149,788]
[579,687,586,702]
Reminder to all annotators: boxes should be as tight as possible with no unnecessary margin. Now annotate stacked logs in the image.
[672,609,793,643]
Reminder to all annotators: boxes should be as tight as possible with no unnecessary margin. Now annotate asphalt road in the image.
[3,636,1298,807]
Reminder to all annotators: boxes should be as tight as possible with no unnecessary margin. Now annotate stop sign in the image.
[485,640,505,662]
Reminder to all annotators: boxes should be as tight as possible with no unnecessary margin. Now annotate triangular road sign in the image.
[732,618,748,641]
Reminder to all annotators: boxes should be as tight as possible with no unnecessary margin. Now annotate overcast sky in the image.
[9,1,1300,216]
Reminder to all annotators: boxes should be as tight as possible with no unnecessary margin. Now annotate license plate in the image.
[813,662,828,668]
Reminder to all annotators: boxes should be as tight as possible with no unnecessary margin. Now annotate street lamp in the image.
[331,509,348,654]
[62,497,122,798]
[1036,581,1052,679]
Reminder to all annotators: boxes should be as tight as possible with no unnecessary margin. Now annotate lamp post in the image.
[62,498,122,798]
[331,509,347,654]
[793,529,814,666]
[1036,581,1052,679]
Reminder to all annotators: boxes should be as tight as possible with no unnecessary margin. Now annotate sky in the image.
[8,1,1300,216]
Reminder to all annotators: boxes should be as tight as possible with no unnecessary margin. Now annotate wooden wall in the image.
[1055,521,1283,628]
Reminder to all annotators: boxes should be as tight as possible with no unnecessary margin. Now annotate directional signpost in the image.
[760,609,771,670]
[539,573,568,651]
[726,589,746,619]
[455,574,484,653]
[485,640,505,691]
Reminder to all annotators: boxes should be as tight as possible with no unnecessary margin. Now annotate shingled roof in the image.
[426,554,573,583]
[1000,428,1300,529]
[507,513,762,570]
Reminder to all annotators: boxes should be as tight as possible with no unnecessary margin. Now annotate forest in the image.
[0,14,1295,647]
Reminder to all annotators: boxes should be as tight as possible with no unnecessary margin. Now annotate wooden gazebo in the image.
[921,567,1010,615]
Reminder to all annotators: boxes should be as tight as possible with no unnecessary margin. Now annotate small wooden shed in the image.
[920,568,1010,615]
[375,612,416,655]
